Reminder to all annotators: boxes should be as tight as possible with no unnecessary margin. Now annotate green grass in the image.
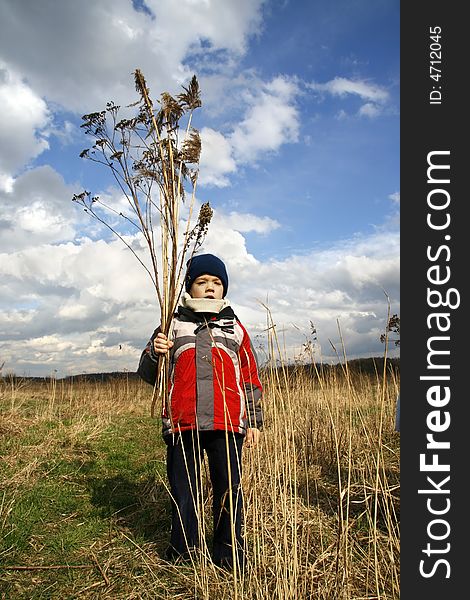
[0,395,171,599]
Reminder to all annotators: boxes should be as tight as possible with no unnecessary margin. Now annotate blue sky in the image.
[0,0,399,377]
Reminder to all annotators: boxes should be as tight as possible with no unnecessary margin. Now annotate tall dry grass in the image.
[1,348,399,599]
[240,364,399,599]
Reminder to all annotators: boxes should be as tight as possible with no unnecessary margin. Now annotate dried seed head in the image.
[181,128,201,164]
[161,92,184,123]
[178,75,202,110]
[134,69,151,105]
[198,202,213,228]
[185,201,213,250]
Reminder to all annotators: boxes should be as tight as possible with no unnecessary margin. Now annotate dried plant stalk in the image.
[73,70,212,417]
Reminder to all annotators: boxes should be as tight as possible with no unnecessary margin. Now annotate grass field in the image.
[0,359,399,599]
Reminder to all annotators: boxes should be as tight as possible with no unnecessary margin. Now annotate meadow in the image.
[0,357,399,599]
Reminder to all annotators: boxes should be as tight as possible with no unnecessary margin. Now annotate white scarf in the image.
[181,291,230,314]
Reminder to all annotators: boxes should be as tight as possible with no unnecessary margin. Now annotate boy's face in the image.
[189,274,224,299]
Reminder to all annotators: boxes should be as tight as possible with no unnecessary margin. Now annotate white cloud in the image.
[199,127,237,187]
[213,210,280,234]
[58,303,90,320]
[311,77,389,102]
[146,0,265,56]
[230,76,300,162]
[0,174,14,193]
[28,335,75,355]
[186,222,398,364]
[0,1,399,376]
[0,3,297,191]
[0,218,399,376]
[198,75,301,186]
[0,63,51,183]
[309,76,389,117]
[0,166,78,251]
[0,0,265,113]
[358,102,381,118]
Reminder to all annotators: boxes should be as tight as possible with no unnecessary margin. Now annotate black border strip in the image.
[401,3,466,597]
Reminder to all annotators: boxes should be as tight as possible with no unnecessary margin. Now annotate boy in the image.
[137,253,263,569]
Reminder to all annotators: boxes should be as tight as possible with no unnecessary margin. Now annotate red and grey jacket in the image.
[137,305,263,439]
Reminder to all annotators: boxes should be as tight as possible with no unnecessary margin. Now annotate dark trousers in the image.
[166,430,244,568]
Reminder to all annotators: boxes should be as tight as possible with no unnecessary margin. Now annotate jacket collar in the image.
[177,304,236,323]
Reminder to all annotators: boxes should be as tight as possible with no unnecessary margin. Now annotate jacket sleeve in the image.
[137,327,161,386]
[239,326,263,430]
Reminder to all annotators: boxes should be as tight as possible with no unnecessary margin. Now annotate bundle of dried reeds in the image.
[73,69,212,417]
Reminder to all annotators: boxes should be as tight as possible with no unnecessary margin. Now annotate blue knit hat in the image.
[185,254,229,297]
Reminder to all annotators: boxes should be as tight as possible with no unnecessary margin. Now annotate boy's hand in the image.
[153,332,174,354]
[245,428,261,448]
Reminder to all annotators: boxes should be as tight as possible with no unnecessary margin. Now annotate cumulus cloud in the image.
[199,127,237,187]
[146,0,265,57]
[0,63,51,184]
[0,166,78,251]
[214,211,280,234]
[0,2,399,377]
[0,214,399,376]
[195,226,399,364]
[199,75,301,186]
[0,2,298,191]
[230,76,300,162]
[0,232,156,374]
[0,0,265,113]
[0,180,399,377]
